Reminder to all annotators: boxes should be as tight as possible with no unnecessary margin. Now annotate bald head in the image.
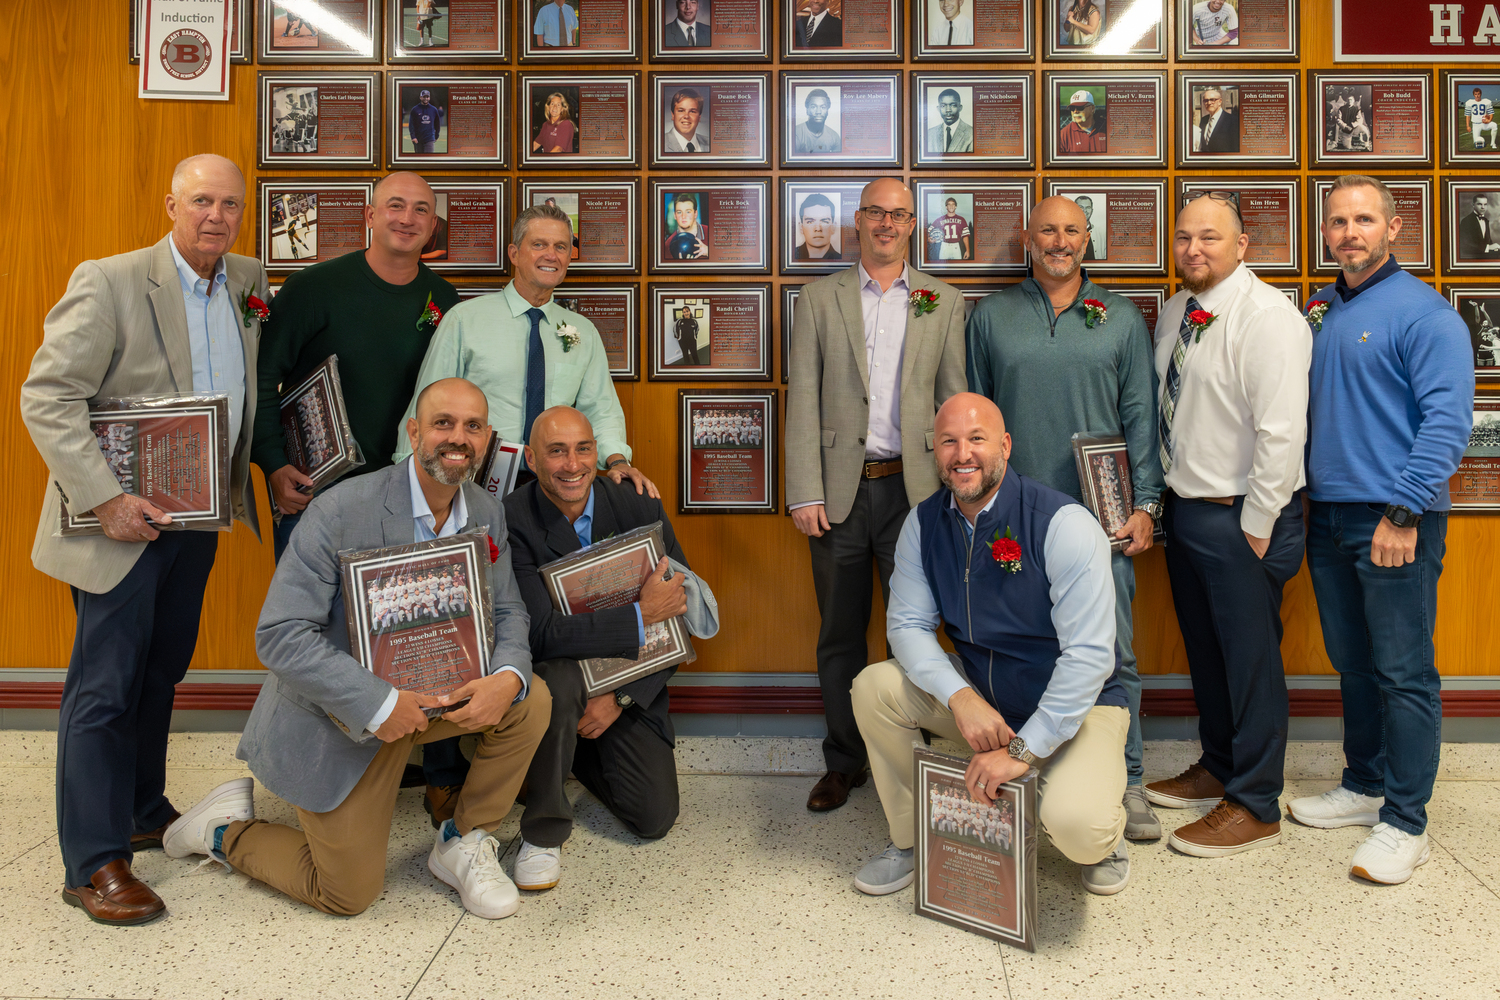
[373,171,435,206]
[528,405,593,452]
[936,392,1006,439]
[165,154,247,276]
[415,377,489,424]
[367,172,438,262]
[170,154,244,201]
[856,177,916,268]
[934,393,1011,508]
[1026,196,1091,281]
[525,406,600,512]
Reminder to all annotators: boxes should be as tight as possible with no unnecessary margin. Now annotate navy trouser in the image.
[1306,501,1446,835]
[272,510,300,561]
[57,532,218,888]
[1162,492,1304,824]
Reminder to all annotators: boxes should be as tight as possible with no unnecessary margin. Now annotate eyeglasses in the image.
[1182,189,1243,224]
[859,207,916,224]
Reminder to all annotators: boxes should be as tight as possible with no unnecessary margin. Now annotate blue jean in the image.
[272,510,301,561]
[1306,501,1446,836]
[1111,551,1144,785]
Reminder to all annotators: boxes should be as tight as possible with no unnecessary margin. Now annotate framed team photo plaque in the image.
[259,0,380,62]
[1044,0,1165,60]
[132,0,251,63]
[649,73,771,168]
[781,179,865,275]
[1043,179,1168,276]
[420,179,509,274]
[648,284,773,380]
[257,179,374,274]
[912,73,1033,169]
[258,72,381,170]
[387,0,509,61]
[387,72,508,170]
[519,74,639,169]
[519,179,640,274]
[1175,72,1299,169]
[649,180,771,274]
[778,72,901,169]
[679,389,778,514]
[912,179,1033,277]
[651,0,772,60]
[1441,72,1500,167]
[1443,180,1500,275]
[1176,0,1298,60]
[1178,177,1301,274]
[553,285,641,380]
[1044,72,1167,169]
[1311,73,1434,169]
[1445,287,1500,385]
[521,0,640,61]
[1097,283,1168,338]
[913,0,1034,60]
[1451,396,1500,512]
[781,0,902,60]
[1311,177,1433,277]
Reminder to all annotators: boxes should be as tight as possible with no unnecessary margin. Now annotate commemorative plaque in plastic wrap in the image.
[914,746,1038,952]
[340,530,494,719]
[472,429,522,499]
[538,522,696,697]
[279,355,365,490]
[1071,431,1163,550]
[59,392,232,536]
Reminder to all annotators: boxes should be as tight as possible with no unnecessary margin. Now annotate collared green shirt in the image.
[394,282,630,466]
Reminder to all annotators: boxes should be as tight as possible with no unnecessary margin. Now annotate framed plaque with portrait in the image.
[649,73,770,168]
[913,0,1033,60]
[781,0,901,60]
[518,73,638,169]
[1176,0,1298,60]
[1097,283,1168,339]
[1044,0,1165,60]
[386,72,508,169]
[1451,396,1500,512]
[648,284,773,380]
[778,72,900,169]
[1445,287,1500,385]
[1443,180,1500,275]
[258,71,381,170]
[132,0,251,63]
[912,179,1033,276]
[1311,177,1433,277]
[1044,72,1166,169]
[649,180,770,274]
[679,389,778,514]
[781,179,865,275]
[259,1,380,62]
[386,0,508,60]
[519,178,640,273]
[551,285,640,380]
[651,0,772,59]
[257,178,374,274]
[1441,72,1500,168]
[520,0,639,61]
[1043,179,1168,276]
[1178,177,1301,274]
[912,73,1033,169]
[419,179,509,274]
[1310,73,1433,169]
[1175,72,1298,169]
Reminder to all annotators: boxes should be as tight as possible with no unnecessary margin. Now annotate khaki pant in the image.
[852,659,1127,865]
[222,679,551,916]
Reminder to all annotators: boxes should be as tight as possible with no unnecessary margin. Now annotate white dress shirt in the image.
[859,262,910,461]
[1154,263,1311,538]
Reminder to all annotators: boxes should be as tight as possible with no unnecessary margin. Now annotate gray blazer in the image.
[662,19,711,45]
[785,264,968,523]
[236,461,534,814]
[20,236,266,594]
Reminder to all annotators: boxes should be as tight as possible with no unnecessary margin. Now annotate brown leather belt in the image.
[863,458,903,479]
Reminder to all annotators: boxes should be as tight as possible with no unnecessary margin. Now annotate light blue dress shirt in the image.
[168,238,246,446]
[570,486,646,645]
[533,1,578,44]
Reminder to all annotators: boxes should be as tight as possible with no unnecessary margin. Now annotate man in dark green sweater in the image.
[966,195,1165,842]
[253,172,461,559]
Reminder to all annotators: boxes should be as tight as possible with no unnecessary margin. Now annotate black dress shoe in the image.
[806,768,868,812]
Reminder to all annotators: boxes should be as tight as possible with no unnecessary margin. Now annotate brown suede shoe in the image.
[130,809,181,852]
[423,784,463,828]
[806,768,868,812]
[1169,799,1282,857]
[1145,762,1226,809]
[62,859,166,926]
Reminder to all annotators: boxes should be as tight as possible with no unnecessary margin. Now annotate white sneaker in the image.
[428,826,519,918]
[162,778,254,858]
[514,840,561,891]
[1351,823,1430,885]
[1288,786,1384,829]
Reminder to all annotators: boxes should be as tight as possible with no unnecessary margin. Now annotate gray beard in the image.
[418,444,477,486]
[1339,237,1391,277]
[941,459,1004,505]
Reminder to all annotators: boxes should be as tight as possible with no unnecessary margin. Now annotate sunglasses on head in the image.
[1182,189,1243,225]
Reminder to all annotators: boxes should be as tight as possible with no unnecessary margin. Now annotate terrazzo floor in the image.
[0,732,1497,1000]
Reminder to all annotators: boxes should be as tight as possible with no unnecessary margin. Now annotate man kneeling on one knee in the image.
[852,393,1133,897]
[162,379,550,919]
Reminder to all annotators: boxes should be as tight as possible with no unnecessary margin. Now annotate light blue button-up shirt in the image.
[167,238,246,447]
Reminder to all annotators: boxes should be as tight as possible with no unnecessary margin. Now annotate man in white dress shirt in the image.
[927,0,974,44]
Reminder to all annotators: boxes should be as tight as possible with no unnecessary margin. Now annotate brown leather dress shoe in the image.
[63,859,166,926]
[1169,799,1282,857]
[130,809,182,852]
[1145,762,1226,809]
[423,784,463,828]
[806,768,868,812]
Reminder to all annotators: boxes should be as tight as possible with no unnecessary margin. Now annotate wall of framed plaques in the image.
[0,0,1495,684]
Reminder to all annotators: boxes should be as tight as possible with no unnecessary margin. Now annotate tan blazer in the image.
[21,236,266,594]
[785,264,967,523]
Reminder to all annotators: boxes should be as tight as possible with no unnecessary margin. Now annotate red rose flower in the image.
[1188,309,1213,325]
[991,538,1022,562]
[487,535,500,563]
[246,295,269,319]
[1083,298,1104,309]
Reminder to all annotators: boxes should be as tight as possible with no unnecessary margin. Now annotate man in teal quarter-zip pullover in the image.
[966,195,1164,841]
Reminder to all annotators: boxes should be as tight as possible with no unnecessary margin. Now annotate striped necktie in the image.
[1158,296,1201,474]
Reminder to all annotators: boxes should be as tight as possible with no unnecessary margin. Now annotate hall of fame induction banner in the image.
[131,0,248,65]
[679,389,778,514]
[1335,1,1500,62]
[138,0,232,100]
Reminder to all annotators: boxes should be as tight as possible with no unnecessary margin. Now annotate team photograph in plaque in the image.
[648,284,772,380]
[1452,396,1500,512]
[552,284,641,379]
[131,0,251,63]
[780,179,865,275]
[279,356,367,491]
[1175,72,1299,168]
[1176,0,1298,59]
[1312,177,1433,276]
[521,0,640,61]
[650,180,770,274]
[519,73,639,169]
[258,71,381,170]
[1443,180,1500,275]
[1043,179,1168,276]
[520,179,640,273]
[911,73,1033,169]
[913,0,1033,60]
[1178,177,1301,273]
[1099,283,1168,337]
[648,73,771,168]
[778,72,901,169]
[679,390,778,514]
[1044,0,1165,59]
[651,0,772,59]
[386,0,509,61]
[1072,432,1151,551]
[1444,287,1500,384]
[420,179,509,273]
[1311,72,1434,168]
[912,179,1033,276]
[1442,72,1500,167]
[781,0,901,59]
[913,747,1037,952]
[387,72,508,169]
[259,0,380,62]
[257,178,374,273]
[1044,72,1167,168]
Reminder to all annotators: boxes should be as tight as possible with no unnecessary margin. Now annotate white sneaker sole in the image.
[1144,789,1222,809]
[1169,828,1282,858]
[514,872,559,891]
[162,777,254,859]
[428,847,520,919]
[1288,806,1381,829]
[854,870,914,896]
[1352,846,1431,885]
[1081,865,1130,896]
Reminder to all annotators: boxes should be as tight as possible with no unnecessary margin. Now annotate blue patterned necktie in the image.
[1158,296,1201,474]
[523,307,546,448]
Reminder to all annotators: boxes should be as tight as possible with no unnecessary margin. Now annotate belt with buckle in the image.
[863,458,903,479]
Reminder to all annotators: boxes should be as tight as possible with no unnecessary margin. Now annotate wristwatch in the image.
[1135,501,1163,525]
[614,690,635,709]
[1007,735,1038,766]
[1383,504,1422,529]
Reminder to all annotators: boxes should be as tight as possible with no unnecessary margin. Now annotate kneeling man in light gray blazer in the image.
[163,379,551,920]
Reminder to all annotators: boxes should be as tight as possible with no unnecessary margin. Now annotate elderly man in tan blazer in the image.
[785,177,967,812]
[19,154,266,926]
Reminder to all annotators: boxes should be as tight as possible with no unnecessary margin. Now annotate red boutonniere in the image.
[1083,298,1108,328]
[239,290,269,328]
[991,526,1022,574]
[417,292,444,334]
[487,535,500,564]
[1304,299,1332,332]
[1186,308,1218,343]
[909,288,940,316]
